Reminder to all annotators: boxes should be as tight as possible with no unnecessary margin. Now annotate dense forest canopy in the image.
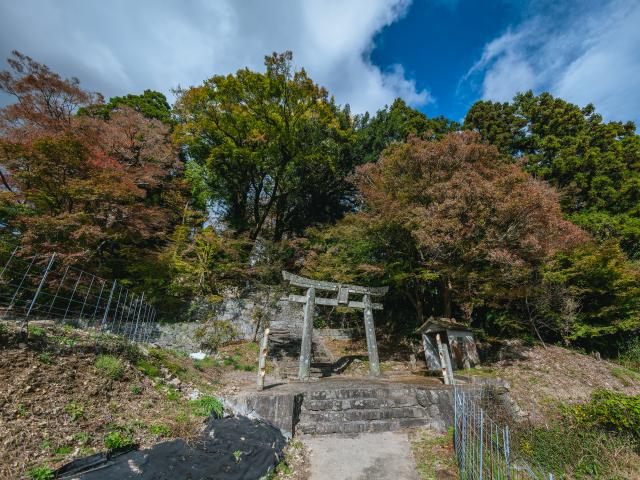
[1,50,639,354]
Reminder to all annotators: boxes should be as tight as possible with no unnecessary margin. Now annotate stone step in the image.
[300,406,427,423]
[303,396,418,411]
[297,417,430,435]
[305,388,414,401]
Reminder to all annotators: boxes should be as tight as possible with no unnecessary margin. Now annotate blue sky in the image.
[371,0,522,121]
[1,0,639,125]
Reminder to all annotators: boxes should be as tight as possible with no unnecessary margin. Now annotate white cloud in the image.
[0,0,431,113]
[465,0,640,124]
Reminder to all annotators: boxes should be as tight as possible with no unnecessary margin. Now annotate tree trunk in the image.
[441,275,452,318]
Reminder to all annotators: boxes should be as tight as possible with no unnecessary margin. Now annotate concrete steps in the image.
[297,386,433,435]
[269,327,333,379]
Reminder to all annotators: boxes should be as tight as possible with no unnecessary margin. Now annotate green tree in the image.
[355,98,459,164]
[79,89,172,123]
[174,51,356,242]
[542,241,640,350]
[465,91,640,256]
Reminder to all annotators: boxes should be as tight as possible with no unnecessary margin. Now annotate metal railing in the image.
[0,245,157,342]
[453,387,554,479]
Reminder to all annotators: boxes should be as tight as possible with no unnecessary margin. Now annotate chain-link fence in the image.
[453,387,554,479]
[0,245,156,342]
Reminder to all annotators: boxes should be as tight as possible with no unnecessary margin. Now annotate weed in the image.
[95,355,124,380]
[136,358,161,377]
[189,395,224,418]
[166,386,181,401]
[233,450,242,463]
[37,352,54,364]
[148,424,172,436]
[40,439,52,451]
[65,402,85,421]
[130,385,142,395]
[28,326,46,338]
[54,445,73,456]
[73,432,92,444]
[104,431,133,450]
[17,403,28,417]
[27,466,54,480]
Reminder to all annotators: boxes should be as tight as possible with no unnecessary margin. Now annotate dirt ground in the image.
[471,344,640,418]
[0,321,262,479]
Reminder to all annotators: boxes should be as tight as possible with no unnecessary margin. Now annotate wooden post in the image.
[298,287,315,380]
[257,328,270,391]
[363,294,380,376]
[436,333,454,385]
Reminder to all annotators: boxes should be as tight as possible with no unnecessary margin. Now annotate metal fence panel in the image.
[0,245,156,343]
[453,387,554,480]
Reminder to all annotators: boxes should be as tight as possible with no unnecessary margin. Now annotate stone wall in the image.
[151,290,304,352]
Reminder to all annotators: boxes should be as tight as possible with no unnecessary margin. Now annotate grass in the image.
[104,431,133,450]
[610,366,640,387]
[147,424,172,436]
[136,358,161,377]
[95,355,124,379]
[189,395,224,418]
[27,466,54,480]
[409,428,456,480]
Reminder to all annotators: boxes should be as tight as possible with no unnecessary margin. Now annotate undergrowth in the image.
[513,390,640,479]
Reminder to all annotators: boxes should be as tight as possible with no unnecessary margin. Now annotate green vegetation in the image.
[189,395,224,418]
[28,326,46,338]
[515,391,640,478]
[147,424,172,437]
[95,355,124,380]
[136,358,161,377]
[104,431,134,450]
[1,51,639,357]
[410,428,456,480]
[27,466,54,480]
[37,352,54,364]
[64,402,85,421]
[130,385,143,395]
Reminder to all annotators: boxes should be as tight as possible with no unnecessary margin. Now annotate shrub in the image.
[571,390,640,439]
[196,319,237,352]
[95,355,124,379]
[104,431,133,450]
[189,395,223,418]
[27,466,54,480]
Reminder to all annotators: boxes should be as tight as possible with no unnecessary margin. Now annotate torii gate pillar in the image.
[282,271,388,379]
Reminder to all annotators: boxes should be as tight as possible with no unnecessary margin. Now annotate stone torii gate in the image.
[282,271,388,379]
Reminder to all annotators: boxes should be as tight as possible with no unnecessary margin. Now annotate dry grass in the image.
[409,427,457,480]
[0,321,260,479]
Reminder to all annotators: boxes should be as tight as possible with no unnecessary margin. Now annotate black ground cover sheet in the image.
[55,416,286,480]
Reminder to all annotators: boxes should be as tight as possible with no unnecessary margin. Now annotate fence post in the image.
[479,408,484,480]
[100,280,117,329]
[0,245,19,280]
[2,255,38,320]
[504,425,510,479]
[26,253,56,318]
[132,292,145,341]
[460,392,466,475]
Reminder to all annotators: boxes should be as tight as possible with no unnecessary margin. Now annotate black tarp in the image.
[55,416,286,480]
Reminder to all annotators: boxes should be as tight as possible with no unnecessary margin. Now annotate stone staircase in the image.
[296,386,438,435]
[269,327,334,379]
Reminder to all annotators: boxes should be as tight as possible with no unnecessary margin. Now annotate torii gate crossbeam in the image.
[282,271,388,379]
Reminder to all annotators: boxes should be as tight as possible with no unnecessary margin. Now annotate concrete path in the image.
[306,431,420,480]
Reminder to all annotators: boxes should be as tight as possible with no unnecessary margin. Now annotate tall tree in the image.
[355,98,459,164]
[174,51,356,242]
[0,51,186,278]
[465,91,640,256]
[306,132,586,337]
[79,89,173,124]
